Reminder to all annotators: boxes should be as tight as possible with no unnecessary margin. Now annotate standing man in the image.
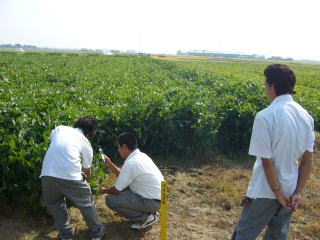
[40,117,105,240]
[231,64,315,240]
[99,132,164,230]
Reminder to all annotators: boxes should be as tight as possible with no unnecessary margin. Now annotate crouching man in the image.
[40,117,105,240]
[99,132,164,230]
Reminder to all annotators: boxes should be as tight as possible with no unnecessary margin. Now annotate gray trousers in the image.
[231,198,293,240]
[106,188,160,222]
[41,176,105,239]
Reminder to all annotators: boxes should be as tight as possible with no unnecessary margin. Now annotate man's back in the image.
[115,149,164,200]
[40,125,93,180]
[248,94,314,198]
[258,95,314,163]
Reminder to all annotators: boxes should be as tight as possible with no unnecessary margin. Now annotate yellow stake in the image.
[160,180,168,240]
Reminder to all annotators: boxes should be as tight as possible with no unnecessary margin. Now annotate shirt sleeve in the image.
[81,138,93,169]
[305,117,315,152]
[249,114,272,158]
[115,162,135,191]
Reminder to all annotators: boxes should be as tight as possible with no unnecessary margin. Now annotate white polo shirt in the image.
[247,94,315,199]
[115,149,164,200]
[40,126,93,180]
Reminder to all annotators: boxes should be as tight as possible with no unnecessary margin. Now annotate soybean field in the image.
[0,52,319,211]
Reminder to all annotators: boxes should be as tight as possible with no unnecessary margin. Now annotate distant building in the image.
[268,56,293,61]
[177,50,296,61]
[102,50,113,55]
[138,52,150,57]
[177,50,266,60]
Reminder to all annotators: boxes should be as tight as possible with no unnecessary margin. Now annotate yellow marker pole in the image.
[160,180,168,240]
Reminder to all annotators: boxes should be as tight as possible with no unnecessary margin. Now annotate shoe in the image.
[57,236,72,240]
[91,231,105,240]
[57,227,75,240]
[130,213,159,230]
[92,237,103,240]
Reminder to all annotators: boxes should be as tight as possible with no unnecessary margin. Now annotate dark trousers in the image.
[231,198,292,240]
[105,188,160,223]
[41,176,105,239]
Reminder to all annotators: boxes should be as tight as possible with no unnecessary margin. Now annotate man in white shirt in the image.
[231,64,315,240]
[40,117,105,240]
[99,132,164,230]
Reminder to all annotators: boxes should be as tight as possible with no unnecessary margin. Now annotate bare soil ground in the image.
[1,134,319,240]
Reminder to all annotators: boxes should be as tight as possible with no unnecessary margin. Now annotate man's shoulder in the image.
[256,100,314,126]
[256,106,272,119]
[128,151,149,162]
[290,101,313,118]
[53,125,74,132]
[52,126,89,144]
[256,100,291,118]
[127,151,153,166]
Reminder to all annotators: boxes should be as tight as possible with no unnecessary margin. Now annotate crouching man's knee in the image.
[105,195,117,210]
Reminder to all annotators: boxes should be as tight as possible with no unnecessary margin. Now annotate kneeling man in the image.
[99,132,164,230]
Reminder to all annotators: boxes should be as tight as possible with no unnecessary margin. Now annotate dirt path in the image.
[1,137,319,240]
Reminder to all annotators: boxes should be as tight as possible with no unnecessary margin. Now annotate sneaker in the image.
[57,227,75,240]
[130,214,159,230]
[91,231,105,240]
[92,237,104,240]
[57,235,72,240]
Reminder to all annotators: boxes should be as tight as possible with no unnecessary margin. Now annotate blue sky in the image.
[1,0,320,60]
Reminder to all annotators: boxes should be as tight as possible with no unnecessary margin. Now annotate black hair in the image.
[117,132,138,151]
[264,64,296,96]
[74,117,98,138]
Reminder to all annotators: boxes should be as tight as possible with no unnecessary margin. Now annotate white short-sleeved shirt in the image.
[115,149,164,200]
[40,126,93,180]
[247,94,315,199]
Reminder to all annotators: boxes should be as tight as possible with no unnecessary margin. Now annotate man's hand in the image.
[274,190,291,209]
[99,187,108,195]
[287,151,312,211]
[99,186,121,195]
[82,168,91,182]
[289,193,301,211]
[102,154,112,167]
[102,155,121,176]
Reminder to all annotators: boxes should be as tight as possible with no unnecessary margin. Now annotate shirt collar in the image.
[271,94,293,105]
[125,149,140,162]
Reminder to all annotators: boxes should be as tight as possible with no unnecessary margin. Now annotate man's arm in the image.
[103,155,121,176]
[82,167,91,182]
[261,157,291,209]
[99,186,121,195]
[290,151,313,210]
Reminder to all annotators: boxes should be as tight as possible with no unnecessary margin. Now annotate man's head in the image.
[117,132,138,159]
[264,64,296,101]
[74,117,98,138]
